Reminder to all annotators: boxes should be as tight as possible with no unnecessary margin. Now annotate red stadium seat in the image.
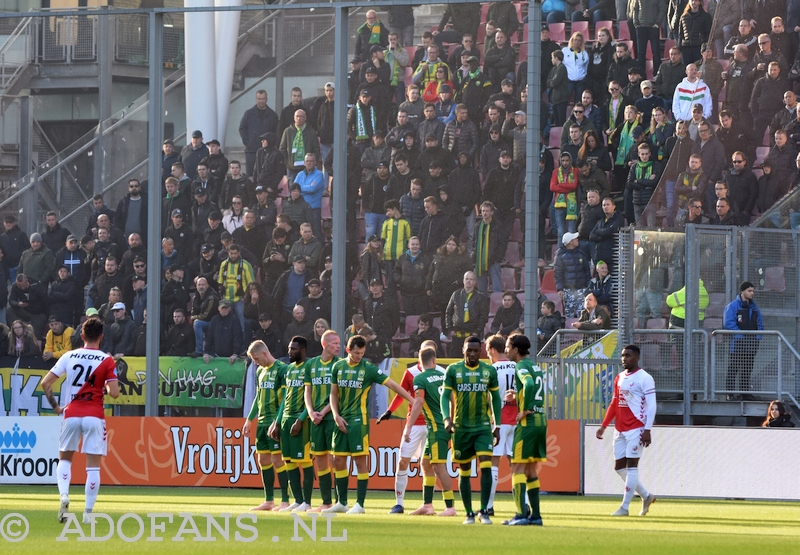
[594,21,613,40]
[617,20,630,39]
[504,241,521,265]
[548,22,566,42]
[489,292,504,316]
[541,268,556,293]
[548,126,562,148]
[501,267,518,291]
[570,20,589,42]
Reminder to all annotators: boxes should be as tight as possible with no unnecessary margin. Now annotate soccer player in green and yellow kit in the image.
[503,334,547,526]
[404,344,457,516]
[242,340,291,511]
[323,335,414,514]
[441,335,502,525]
[303,330,341,512]
[271,336,314,512]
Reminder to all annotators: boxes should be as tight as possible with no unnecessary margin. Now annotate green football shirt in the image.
[280,361,308,423]
[331,358,388,421]
[515,358,547,428]
[443,360,499,431]
[412,368,446,434]
[304,355,339,422]
[248,361,287,424]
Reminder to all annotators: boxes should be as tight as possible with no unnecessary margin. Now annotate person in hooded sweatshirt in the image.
[490,291,524,337]
[0,214,30,281]
[253,131,286,197]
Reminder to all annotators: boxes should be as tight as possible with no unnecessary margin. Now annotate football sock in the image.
[286,463,302,504]
[334,469,349,505]
[617,467,648,498]
[442,489,454,508]
[488,465,499,509]
[276,464,290,503]
[301,462,315,505]
[394,470,408,506]
[622,467,638,510]
[423,475,436,505]
[479,461,492,512]
[318,467,332,505]
[57,460,72,496]
[512,473,527,516]
[261,464,274,501]
[356,473,369,507]
[459,469,473,514]
[85,467,100,511]
[527,479,541,519]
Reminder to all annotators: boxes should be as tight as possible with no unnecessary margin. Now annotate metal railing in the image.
[40,14,97,62]
[0,16,34,92]
[710,330,800,409]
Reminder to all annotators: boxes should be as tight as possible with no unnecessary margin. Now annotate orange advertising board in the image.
[71,417,580,492]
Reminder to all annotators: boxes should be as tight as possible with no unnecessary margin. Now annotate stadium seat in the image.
[501,267,518,291]
[705,293,726,318]
[548,126,562,147]
[510,218,523,242]
[620,39,634,52]
[541,268,556,292]
[617,20,630,39]
[663,39,676,58]
[548,22,566,42]
[356,218,366,241]
[765,266,786,292]
[277,175,289,196]
[403,314,420,337]
[321,196,331,220]
[754,146,770,167]
[504,241,521,265]
[570,20,589,42]
[544,292,563,314]
[489,292,504,316]
[274,197,282,213]
[645,59,653,80]
[594,21,613,39]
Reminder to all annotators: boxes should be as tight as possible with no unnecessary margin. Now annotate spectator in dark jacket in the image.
[363,279,400,355]
[554,232,592,318]
[393,237,431,315]
[253,132,286,195]
[483,30,517,94]
[0,215,30,280]
[537,300,565,352]
[418,196,449,255]
[190,276,219,355]
[490,292,524,337]
[160,265,190,332]
[238,90,279,177]
[115,181,148,241]
[589,197,625,274]
[162,308,195,356]
[399,179,426,236]
[41,212,71,255]
[48,266,80,328]
[203,300,244,362]
[445,271,490,354]
[102,302,137,358]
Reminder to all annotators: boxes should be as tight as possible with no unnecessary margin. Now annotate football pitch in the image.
[1,486,798,554]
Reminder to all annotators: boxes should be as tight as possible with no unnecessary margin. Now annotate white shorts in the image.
[492,424,515,457]
[613,428,644,460]
[60,416,107,456]
[399,424,427,459]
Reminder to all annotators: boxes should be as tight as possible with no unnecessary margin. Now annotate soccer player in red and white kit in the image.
[377,340,444,514]
[485,334,517,516]
[596,344,657,517]
[41,318,120,524]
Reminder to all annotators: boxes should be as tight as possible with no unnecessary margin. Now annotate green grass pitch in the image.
[1,486,799,554]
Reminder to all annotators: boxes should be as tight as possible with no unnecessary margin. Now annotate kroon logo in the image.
[1,423,37,454]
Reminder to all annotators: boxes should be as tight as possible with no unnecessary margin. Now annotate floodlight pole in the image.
[145,11,164,417]
[524,2,542,342]
[331,5,349,345]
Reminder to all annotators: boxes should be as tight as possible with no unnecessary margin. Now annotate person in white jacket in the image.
[671,64,713,120]
[561,32,590,103]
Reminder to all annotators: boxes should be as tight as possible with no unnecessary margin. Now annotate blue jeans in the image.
[365,212,387,240]
[552,205,577,246]
[320,143,332,162]
[579,239,596,265]
[635,289,663,320]
[566,79,585,104]
[433,29,462,51]
[477,263,503,294]
[233,300,245,332]
[193,319,210,353]
[543,10,566,24]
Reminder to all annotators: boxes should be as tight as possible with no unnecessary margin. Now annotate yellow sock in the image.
[300,461,313,469]
[528,479,540,489]
[357,472,369,480]
[423,475,436,487]
[334,469,349,479]
[318,467,331,477]
[285,462,298,471]
[459,468,471,477]
[479,460,492,469]
[260,464,273,471]
[275,464,286,473]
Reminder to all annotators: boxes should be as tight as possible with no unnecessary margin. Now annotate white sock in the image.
[488,466,499,508]
[395,470,408,506]
[621,467,638,510]
[617,467,648,498]
[85,468,100,511]
[57,460,72,496]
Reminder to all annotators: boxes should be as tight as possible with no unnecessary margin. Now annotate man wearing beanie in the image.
[19,232,55,286]
[722,281,764,401]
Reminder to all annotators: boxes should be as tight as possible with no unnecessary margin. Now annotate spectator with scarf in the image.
[550,151,580,246]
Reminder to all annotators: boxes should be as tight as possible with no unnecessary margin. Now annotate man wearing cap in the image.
[357,69,391,126]
[622,66,645,102]
[201,139,229,185]
[484,79,520,121]
[162,308,195,357]
[273,256,311,327]
[417,133,455,177]
[294,153,326,243]
[0,215,30,281]
[41,211,72,255]
[348,89,379,152]
[121,253,146,309]
[163,208,196,266]
[19,232,55,287]
[191,186,220,235]
[115,178,149,241]
[53,234,86,293]
[43,316,74,362]
[280,108,321,184]
[423,160,449,200]
[203,211,225,254]
[360,44,392,86]
[479,122,509,178]
[297,278,331,323]
[161,139,180,183]
[503,110,528,169]
[203,299,245,364]
[216,243,255,332]
[348,57,364,105]
[102,302,136,359]
[483,29,516,95]
[723,281,764,401]
[454,55,491,126]
[443,104,479,160]
[188,243,219,291]
[160,265,189,330]
[434,84,457,124]
[364,278,400,358]
[239,89,279,177]
[554,232,592,318]
[251,185,277,239]
[361,160,392,240]
[181,130,210,180]
[635,81,665,128]
[48,265,80,329]
[481,150,520,227]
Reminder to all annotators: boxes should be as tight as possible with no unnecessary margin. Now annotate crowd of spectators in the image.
[7,2,800,365]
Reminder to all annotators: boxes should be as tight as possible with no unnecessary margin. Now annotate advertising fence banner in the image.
[1,417,580,492]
